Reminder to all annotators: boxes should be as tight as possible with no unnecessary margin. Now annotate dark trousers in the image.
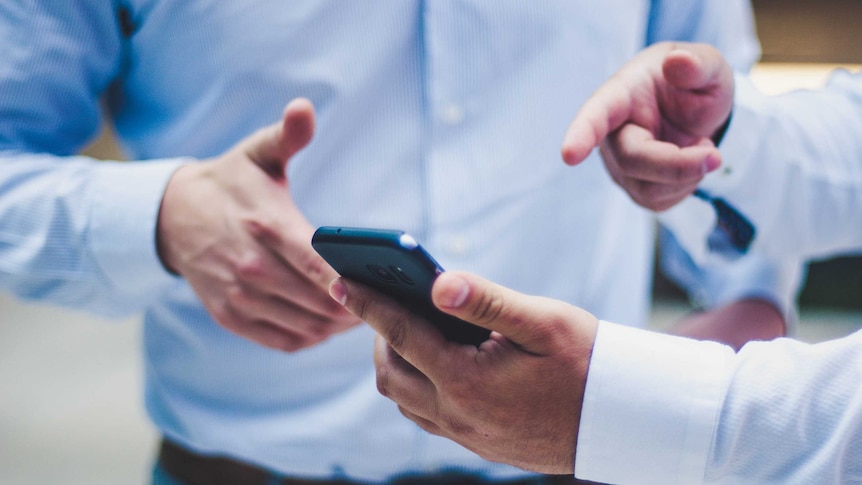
[154,439,602,485]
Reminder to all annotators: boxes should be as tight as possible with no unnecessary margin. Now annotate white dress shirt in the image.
[578,70,862,484]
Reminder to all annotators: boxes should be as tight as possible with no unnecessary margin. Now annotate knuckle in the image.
[375,365,392,398]
[272,334,304,352]
[671,162,689,183]
[646,200,666,212]
[546,307,573,331]
[613,144,637,170]
[212,304,251,335]
[304,319,334,341]
[385,314,413,353]
[207,301,232,327]
[629,180,661,211]
[243,214,280,242]
[299,251,329,282]
[355,295,372,322]
[640,184,686,212]
[639,183,666,205]
[263,324,318,352]
[667,161,696,183]
[296,334,325,350]
[271,313,333,346]
[224,284,249,309]
[468,287,505,326]
[234,252,266,281]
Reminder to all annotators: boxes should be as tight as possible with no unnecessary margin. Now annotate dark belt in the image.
[158,439,598,485]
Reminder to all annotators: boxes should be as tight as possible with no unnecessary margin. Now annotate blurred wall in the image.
[754,0,862,63]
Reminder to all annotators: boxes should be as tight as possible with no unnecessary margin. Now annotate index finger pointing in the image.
[561,78,634,166]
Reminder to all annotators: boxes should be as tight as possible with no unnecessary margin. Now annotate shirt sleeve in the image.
[575,321,862,484]
[575,321,736,485]
[705,330,862,483]
[0,4,185,317]
[648,0,802,321]
[662,71,862,264]
[657,227,805,331]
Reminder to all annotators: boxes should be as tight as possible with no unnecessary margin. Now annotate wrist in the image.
[156,162,200,275]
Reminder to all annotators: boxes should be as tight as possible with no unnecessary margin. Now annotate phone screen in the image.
[312,227,490,345]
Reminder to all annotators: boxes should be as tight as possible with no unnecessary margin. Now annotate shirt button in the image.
[445,236,470,256]
[440,103,464,124]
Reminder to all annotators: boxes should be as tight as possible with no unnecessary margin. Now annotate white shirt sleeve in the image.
[660,70,862,264]
[575,321,736,485]
[576,321,862,484]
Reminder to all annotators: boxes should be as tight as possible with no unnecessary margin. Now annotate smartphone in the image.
[312,226,490,346]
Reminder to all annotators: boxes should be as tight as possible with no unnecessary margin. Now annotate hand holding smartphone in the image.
[312,227,490,346]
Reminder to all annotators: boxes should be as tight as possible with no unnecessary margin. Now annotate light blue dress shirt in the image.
[1,1,774,481]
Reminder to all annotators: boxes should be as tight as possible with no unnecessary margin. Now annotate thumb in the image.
[243,97,316,181]
[661,44,734,137]
[432,271,588,354]
[662,43,732,93]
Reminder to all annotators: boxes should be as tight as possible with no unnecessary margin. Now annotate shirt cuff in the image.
[89,159,188,299]
[574,321,736,485]
[659,229,803,333]
[658,73,776,265]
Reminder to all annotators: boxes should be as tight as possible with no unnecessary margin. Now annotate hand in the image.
[561,42,735,211]
[669,297,785,351]
[157,98,361,351]
[330,271,599,474]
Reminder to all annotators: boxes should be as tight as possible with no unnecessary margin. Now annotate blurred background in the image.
[2,1,861,483]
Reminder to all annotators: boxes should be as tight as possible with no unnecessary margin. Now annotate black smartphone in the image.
[311,226,490,346]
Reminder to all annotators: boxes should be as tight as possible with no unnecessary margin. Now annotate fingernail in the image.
[703,154,721,174]
[439,275,470,309]
[329,279,347,306]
